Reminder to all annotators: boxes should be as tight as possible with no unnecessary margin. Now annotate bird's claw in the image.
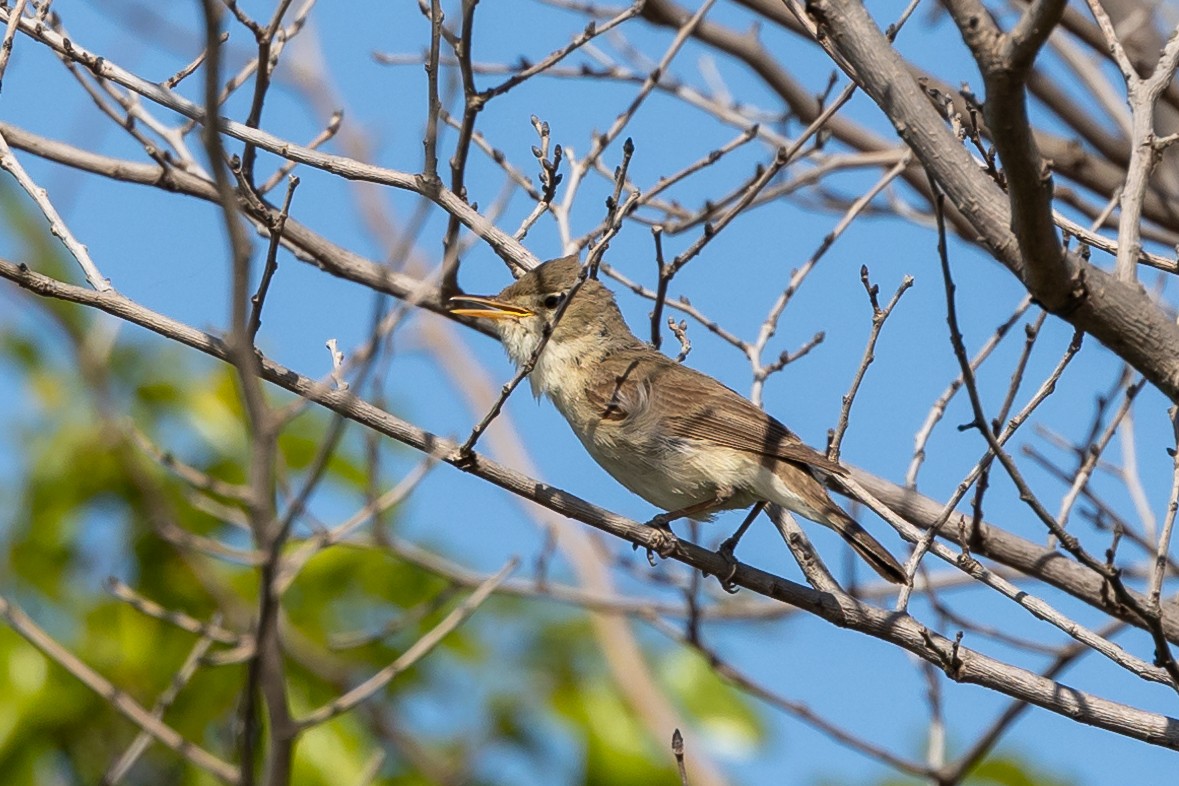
[634,516,679,565]
[717,535,739,564]
[717,542,741,594]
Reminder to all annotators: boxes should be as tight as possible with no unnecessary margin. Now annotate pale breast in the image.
[531,336,765,516]
[530,333,601,403]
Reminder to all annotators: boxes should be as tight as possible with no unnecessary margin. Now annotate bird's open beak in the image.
[448,295,534,320]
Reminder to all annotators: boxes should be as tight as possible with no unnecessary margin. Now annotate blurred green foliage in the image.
[0,188,764,785]
[0,183,1070,786]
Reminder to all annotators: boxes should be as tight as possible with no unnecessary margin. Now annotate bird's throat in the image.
[498,320,610,405]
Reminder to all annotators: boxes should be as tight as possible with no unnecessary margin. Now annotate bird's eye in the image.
[543,292,566,310]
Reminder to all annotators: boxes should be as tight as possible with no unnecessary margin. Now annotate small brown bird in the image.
[450,255,906,584]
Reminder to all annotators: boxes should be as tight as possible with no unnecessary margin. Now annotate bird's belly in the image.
[578,431,758,515]
[746,463,826,522]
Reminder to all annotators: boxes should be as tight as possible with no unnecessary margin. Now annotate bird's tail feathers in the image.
[828,510,907,585]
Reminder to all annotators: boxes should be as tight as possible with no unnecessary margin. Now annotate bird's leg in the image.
[717,501,766,593]
[719,501,765,561]
[637,493,733,566]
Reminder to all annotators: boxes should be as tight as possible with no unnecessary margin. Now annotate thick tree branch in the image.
[4,258,1179,751]
[805,0,1179,401]
[945,0,1069,304]
[6,118,1179,651]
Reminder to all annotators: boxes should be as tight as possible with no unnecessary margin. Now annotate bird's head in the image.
[449,255,628,366]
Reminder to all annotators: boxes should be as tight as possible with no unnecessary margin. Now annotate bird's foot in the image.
[717,533,740,563]
[716,538,741,594]
[634,514,679,566]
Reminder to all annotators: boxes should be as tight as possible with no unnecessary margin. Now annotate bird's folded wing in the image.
[584,356,651,422]
[671,390,844,474]
[593,356,844,475]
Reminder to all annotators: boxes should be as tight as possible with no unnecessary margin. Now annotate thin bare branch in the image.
[297,558,517,727]
[0,596,240,783]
